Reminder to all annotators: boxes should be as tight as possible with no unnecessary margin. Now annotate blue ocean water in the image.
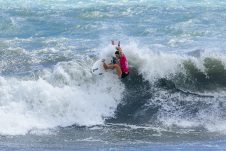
[1,0,226,150]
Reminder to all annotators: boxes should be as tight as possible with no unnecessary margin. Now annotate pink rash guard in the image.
[120,55,129,73]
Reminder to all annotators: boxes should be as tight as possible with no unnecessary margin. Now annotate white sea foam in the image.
[0,59,124,135]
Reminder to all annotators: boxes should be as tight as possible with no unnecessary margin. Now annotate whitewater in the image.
[1,0,226,150]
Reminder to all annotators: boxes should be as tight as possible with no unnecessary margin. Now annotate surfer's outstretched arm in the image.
[103,62,113,70]
[111,40,120,46]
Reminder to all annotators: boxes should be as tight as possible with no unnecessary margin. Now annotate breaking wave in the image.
[0,42,226,135]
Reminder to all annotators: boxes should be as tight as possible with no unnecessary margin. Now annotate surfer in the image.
[103,41,129,78]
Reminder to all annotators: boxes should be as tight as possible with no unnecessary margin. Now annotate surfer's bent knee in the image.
[113,64,120,68]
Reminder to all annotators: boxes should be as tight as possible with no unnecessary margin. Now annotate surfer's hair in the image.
[115,50,119,55]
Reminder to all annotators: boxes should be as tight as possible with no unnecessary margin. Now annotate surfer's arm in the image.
[111,40,120,46]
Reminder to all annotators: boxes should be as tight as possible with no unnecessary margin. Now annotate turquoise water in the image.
[1,0,226,150]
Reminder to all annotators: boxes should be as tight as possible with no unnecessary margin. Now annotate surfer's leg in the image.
[113,64,122,77]
[103,63,122,77]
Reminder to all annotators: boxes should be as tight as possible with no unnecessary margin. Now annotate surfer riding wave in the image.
[103,41,129,78]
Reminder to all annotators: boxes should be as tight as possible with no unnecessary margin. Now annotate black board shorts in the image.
[121,72,129,79]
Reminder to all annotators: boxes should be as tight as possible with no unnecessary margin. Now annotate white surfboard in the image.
[92,57,113,76]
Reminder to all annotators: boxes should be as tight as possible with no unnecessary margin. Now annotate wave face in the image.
[107,46,226,134]
[0,0,226,137]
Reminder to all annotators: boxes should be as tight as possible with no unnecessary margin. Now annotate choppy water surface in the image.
[1,0,226,150]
